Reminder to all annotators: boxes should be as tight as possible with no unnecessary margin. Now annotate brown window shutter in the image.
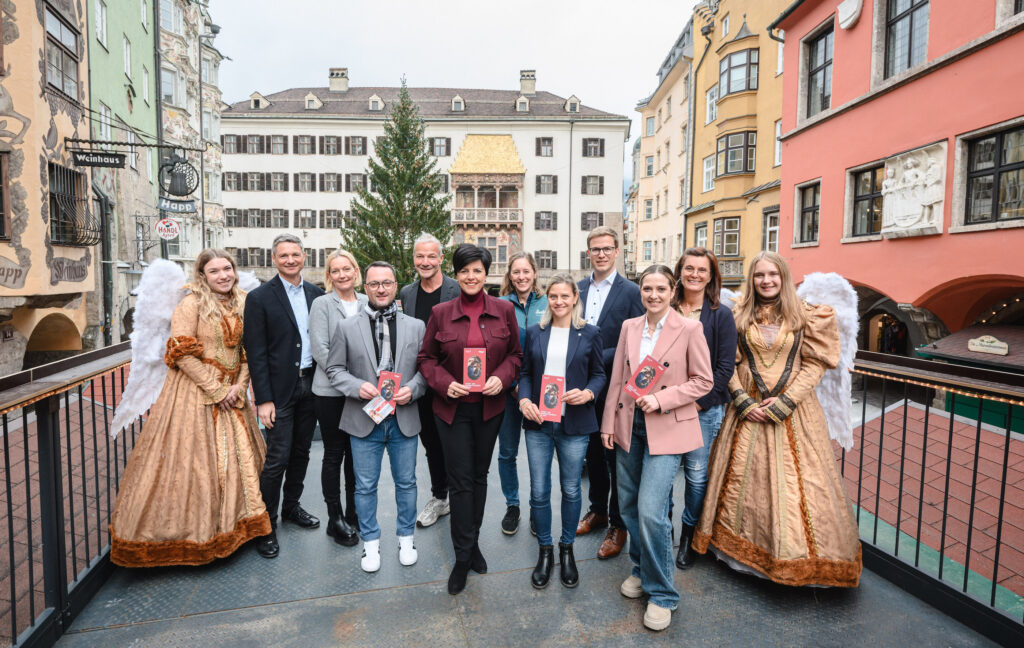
[318,136,324,154]
[582,139,588,156]
[535,138,541,156]
[219,135,224,147]
[262,209,270,227]
[599,176,604,195]
[293,135,299,152]
[321,173,327,191]
[552,176,558,194]
[534,212,540,228]
[284,173,289,191]
[445,138,451,156]
[552,251,558,269]
[345,174,351,192]
[599,212,605,226]
[552,212,558,229]
[535,176,541,193]
[600,139,605,157]
[283,136,289,154]
[239,136,247,154]
[319,210,325,229]
[220,174,225,190]
[581,177,587,194]
[343,136,349,155]
[293,173,299,190]
[319,249,325,267]
[262,172,270,190]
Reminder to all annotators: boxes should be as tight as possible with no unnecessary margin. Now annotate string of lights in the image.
[853,367,1024,408]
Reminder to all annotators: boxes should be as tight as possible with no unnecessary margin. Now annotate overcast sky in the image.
[211,0,700,184]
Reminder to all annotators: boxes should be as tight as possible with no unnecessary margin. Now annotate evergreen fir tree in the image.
[346,80,453,287]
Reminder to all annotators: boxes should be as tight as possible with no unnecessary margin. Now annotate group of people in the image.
[108,225,862,633]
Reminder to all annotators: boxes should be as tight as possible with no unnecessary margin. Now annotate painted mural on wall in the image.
[0,0,31,289]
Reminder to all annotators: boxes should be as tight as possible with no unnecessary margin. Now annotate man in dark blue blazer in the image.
[575,227,644,559]
[243,234,325,559]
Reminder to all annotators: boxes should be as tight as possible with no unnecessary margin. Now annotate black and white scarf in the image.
[365,302,399,375]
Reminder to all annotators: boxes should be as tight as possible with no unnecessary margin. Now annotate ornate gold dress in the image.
[693,303,862,587]
[110,294,271,567]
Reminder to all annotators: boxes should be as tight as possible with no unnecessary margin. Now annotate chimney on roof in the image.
[520,69,536,96]
[329,67,349,92]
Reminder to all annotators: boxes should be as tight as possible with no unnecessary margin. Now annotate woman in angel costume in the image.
[693,251,862,587]
[108,250,271,567]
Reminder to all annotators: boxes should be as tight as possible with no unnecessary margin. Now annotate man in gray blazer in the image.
[399,233,460,529]
[327,261,427,573]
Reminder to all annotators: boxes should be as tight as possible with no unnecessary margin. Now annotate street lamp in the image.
[198,22,219,249]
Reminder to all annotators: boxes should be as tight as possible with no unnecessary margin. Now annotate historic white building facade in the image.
[220,69,630,285]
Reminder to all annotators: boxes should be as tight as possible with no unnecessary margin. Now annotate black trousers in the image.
[436,402,502,562]
[585,397,623,528]
[314,394,356,522]
[260,373,316,528]
[418,393,448,500]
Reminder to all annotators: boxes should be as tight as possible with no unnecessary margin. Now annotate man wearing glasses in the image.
[399,233,460,528]
[576,226,643,559]
[327,262,427,572]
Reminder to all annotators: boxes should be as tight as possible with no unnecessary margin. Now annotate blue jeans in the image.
[680,404,725,527]
[348,417,418,541]
[617,419,682,610]
[497,395,523,507]
[524,423,589,546]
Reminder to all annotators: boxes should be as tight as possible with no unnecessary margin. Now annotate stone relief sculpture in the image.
[879,142,946,238]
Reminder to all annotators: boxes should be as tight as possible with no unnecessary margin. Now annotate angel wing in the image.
[237,270,260,293]
[720,287,739,310]
[797,272,859,450]
[109,260,188,437]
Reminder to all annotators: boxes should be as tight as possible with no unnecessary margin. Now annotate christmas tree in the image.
[346,80,453,286]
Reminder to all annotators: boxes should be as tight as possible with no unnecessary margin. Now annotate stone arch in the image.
[22,313,83,370]
[845,280,946,355]
[916,274,1024,332]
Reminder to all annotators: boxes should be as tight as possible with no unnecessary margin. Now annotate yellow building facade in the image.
[0,0,96,373]
[687,0,786,286]
[634,25,693,274]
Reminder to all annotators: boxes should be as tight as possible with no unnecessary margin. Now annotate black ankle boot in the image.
[325,504,358,547]
[676,523,697,569]
[471,544,487,574]
[448,560,471,595]
[531,545,554,589]
[559,543,579,588]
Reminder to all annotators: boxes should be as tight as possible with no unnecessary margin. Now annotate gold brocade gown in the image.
[693,302,862,587]
[110,294,271,567]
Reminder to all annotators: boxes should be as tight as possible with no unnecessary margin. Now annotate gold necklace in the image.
[746,328,789,369]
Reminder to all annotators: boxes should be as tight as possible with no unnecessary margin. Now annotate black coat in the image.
[577,273,644,400]
[243,275,324,407]
[696,296,738,410]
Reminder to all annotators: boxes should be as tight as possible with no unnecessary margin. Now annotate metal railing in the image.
[846,351,1024,647]
[0,343,133,648]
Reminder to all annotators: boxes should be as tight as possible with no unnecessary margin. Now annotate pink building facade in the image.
[773,0,1024,352]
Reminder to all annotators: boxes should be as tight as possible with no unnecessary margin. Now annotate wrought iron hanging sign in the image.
[159,153,200,196]
[71,150,126,168]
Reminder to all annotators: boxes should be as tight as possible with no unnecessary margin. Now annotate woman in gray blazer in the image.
[310,249,368,547]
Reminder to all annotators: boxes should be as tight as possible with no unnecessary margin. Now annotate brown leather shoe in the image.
[597,528,627,559]
[575,512,609,536]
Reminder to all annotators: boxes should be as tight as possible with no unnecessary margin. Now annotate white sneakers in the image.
[619,575,644,598]
[416,497,450,528]
[643,602,672,631]
[398,535,417,566]
[360,537,417,571]
[361,540,381,573]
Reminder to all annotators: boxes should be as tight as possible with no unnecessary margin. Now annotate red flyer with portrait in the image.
[463,348,486,392]
[539,375,564,423]
[377,371,402,408]
[624,355,666,399]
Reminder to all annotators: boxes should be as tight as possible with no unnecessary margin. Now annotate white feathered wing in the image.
[796,272,859,450]
[109,260,188,438]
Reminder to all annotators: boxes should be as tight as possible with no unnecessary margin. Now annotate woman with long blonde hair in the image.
[110,249,271,567]
[518,275,604,589]
[692,251,862,588]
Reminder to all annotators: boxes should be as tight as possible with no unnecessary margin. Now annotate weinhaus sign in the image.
[71,151,126,168]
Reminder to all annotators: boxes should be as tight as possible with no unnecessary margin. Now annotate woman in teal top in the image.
[496,252,548,535]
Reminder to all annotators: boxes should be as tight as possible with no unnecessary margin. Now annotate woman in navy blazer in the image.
[670,247,737,570]
[519,275,605,590]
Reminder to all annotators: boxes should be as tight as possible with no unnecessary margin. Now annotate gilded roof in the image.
[448,135,525,175]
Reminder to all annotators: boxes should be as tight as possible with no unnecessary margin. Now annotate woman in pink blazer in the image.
[600,265,712,632]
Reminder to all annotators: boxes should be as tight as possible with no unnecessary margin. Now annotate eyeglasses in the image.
[365,280,396,290]
[682,266,709,275]
[588,246,616,256]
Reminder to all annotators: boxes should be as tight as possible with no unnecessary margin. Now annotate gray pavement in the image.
[58,441,994,647]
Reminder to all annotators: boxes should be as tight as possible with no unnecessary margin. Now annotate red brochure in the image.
[624,354,666,399]
[377,371,401,408]
[463,348,486,392]
[539,375,564,423]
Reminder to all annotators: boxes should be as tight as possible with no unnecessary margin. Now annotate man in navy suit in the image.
[244,234,325,559]
[576,226,644,559]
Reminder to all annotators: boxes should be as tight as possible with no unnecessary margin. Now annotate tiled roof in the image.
[449,135,525,175]
[223,86,627,120]
[685,201,715,215]
[918,325,1024,372]
[740,179,781,197]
